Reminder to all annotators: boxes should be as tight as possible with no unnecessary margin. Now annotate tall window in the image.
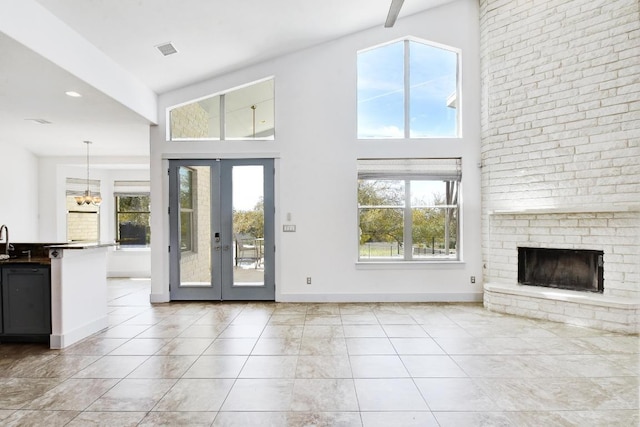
[114,181,150,247]
[357,39,459,139]
[357,158,461,261]
[179,167,195,252]
[169,78,275,141]
[66,178,100,242]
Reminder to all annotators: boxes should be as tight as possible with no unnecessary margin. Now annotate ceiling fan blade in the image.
[384,0,405,27]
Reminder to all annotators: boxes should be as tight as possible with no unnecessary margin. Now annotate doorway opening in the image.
[169,159,275,300]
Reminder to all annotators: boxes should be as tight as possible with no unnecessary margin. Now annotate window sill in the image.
[356,261,465,270]
[115,246,151,252]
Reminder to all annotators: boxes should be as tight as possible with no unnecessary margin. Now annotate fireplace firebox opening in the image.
[518,247,604,293]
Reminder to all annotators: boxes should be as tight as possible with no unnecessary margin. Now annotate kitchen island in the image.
[48,242,113,349]
[0,242,114,349]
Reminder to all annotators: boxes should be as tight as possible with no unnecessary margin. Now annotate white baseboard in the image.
[277,292,483,303]
[150,292,170,303]
[50,316,108,349]
[107,271,151,278]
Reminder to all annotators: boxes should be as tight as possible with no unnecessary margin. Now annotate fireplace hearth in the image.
[518,247,604,293]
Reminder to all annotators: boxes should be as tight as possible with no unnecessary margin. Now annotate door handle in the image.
[214,246,221,251]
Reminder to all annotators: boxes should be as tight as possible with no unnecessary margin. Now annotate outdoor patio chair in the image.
[234,233,260,268]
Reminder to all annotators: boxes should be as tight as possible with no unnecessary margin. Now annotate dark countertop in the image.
[0,242,114,265]
[0,257,51,266]
[1,243,59,266]
[47,242,116,250]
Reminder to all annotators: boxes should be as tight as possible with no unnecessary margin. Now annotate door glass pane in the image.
[232,165,264,286]
[179,166,212,287]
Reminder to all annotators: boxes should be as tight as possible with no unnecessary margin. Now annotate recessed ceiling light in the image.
[25,118,52,124]
[65,91,82,97]
[155,42,178,56]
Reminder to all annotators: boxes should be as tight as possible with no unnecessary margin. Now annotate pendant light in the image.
[251,104,256,138]
[75,140,102,206]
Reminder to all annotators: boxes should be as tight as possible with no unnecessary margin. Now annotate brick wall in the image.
[489,211,639,299]
[480,0,639,210]
[170,102,210,139]
[480,0,640,310]
[66,196,99,242]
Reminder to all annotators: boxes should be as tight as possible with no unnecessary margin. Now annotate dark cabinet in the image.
[0,265,51,336]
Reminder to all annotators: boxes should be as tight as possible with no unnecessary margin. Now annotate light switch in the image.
[283,225,296,232]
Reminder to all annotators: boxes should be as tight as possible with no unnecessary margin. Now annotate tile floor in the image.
[0,278,637,426]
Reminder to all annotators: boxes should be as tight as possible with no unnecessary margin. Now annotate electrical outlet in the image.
[306,277,312,285]
[470,276,476,284]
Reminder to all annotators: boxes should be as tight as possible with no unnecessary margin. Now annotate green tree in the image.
[233,198,264,238]
[411,182,458,252]
[358,180,403,248]
[412,207,444,246]
[359,179,458,254]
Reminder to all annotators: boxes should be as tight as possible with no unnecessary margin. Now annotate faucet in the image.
[0,224,9,256]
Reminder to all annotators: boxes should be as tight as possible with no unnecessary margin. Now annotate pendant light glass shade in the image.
[76,141,102,206]
[74,191,102,206]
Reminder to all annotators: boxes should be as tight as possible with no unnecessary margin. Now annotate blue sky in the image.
[357,40,458,138]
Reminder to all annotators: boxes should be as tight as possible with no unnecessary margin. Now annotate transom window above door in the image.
[168,78,274,141]
[357,38,459,139]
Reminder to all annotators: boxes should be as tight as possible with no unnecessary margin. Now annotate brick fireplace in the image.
[483,208,639,333]
[479,0,640,334]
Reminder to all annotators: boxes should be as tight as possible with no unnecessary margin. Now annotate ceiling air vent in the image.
[155,42,178,56]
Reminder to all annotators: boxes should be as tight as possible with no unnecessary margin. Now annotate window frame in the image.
[115,194,151,248]
[357,158,461,263]
[179,167,196,253]
[66,197,100,243]
[357,37,461,139]
[167,77,275,142]
[65,178,101,243]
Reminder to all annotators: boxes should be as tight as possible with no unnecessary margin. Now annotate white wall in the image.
[39,157,93,242]
[104,168,151,278]
[38,156,151,277]
[151,0,483,302]
[0,144,39,241]
[107,248,151,278]
[38,156,149,240]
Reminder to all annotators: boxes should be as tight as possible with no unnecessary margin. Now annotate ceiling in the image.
[0,0,455,158]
